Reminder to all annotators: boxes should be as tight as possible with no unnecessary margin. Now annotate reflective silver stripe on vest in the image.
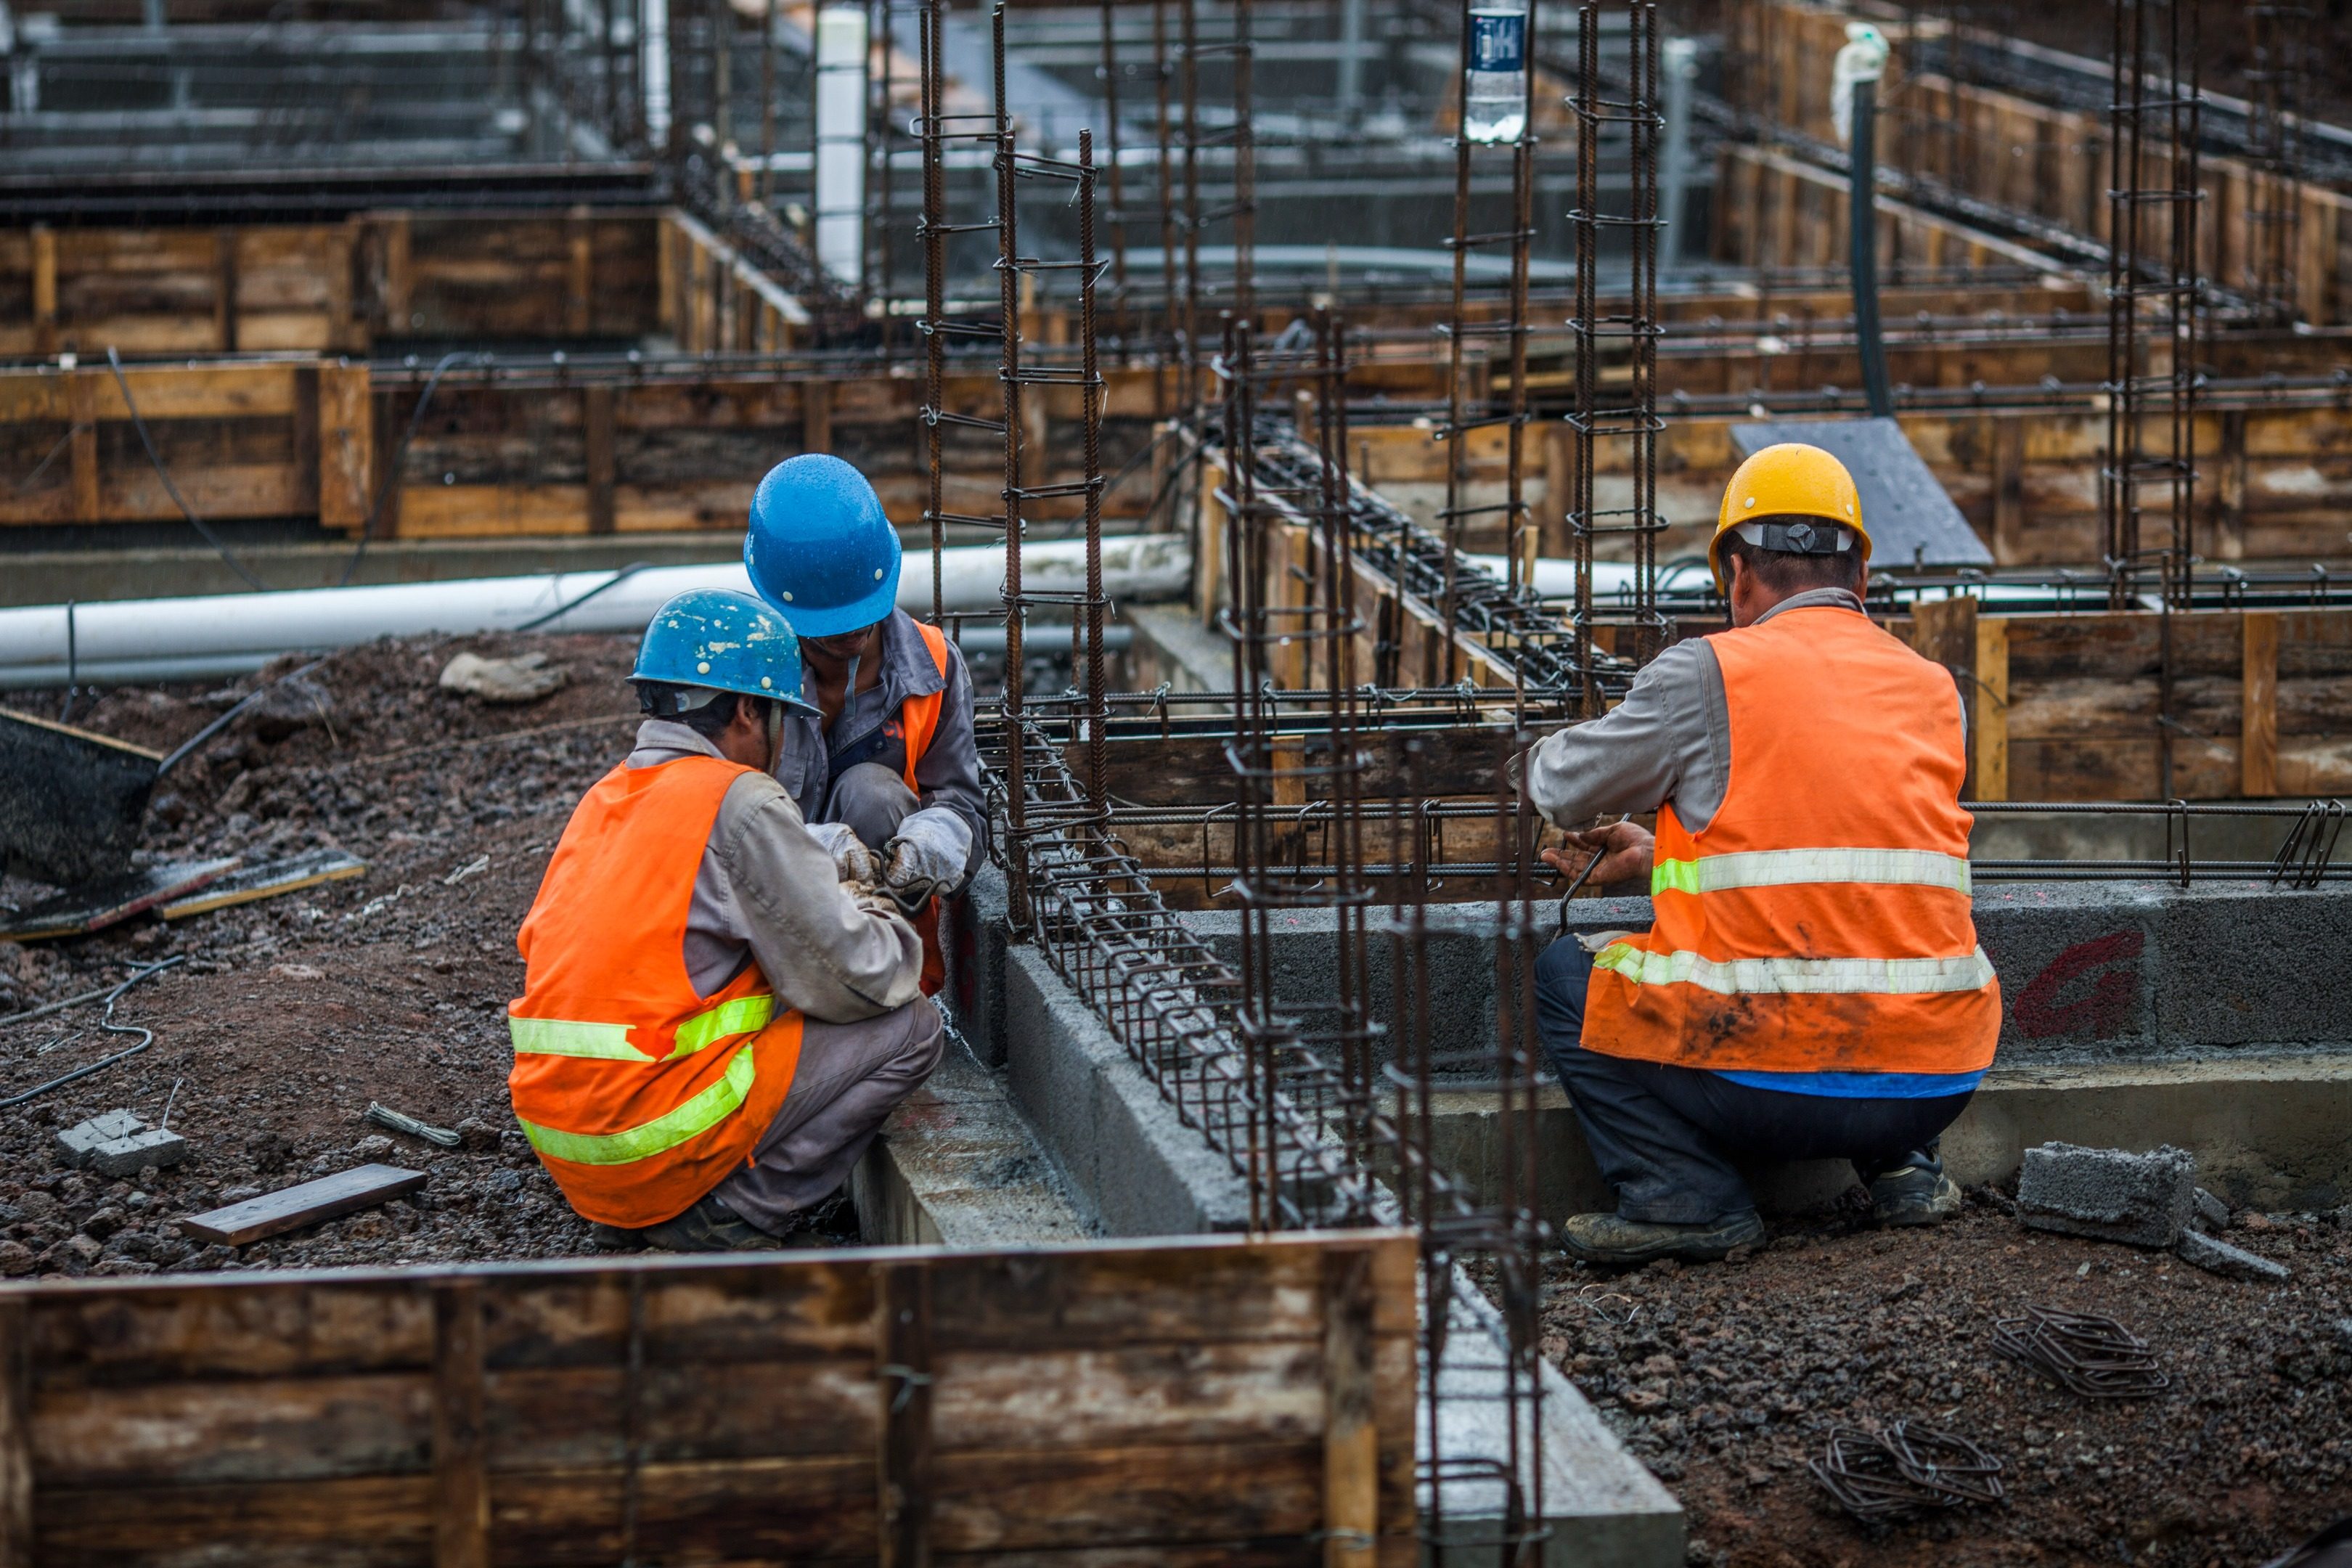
[1650,847,1971,898]
[1593,943,1996,997]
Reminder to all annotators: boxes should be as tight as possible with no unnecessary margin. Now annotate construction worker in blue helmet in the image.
[507,587,942,1251]
[744,454,987,994]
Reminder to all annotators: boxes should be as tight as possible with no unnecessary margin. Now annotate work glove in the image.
[881,807,973,907]
[807,820,882,887]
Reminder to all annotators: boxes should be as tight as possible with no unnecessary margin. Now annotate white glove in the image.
[882,807,973,904]
[807,820,881,886]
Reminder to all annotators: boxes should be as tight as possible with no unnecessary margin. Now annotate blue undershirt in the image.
[1709,1068,1985,1100]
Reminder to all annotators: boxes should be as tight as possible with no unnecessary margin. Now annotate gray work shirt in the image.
[1524,588,1956,833]
[772,608,989,890]
[627,720,923,1014]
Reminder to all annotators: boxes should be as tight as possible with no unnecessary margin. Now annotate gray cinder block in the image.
[88,1128,189,1177]
[2176,1228,2292,1282]
[2016,1141,2197,1248]
[2192,1188,2231,1233]
[54,1111,148,1169]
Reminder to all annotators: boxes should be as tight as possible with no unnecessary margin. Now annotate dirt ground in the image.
[1545,1193,2352,1568]
[0,633,653,1275]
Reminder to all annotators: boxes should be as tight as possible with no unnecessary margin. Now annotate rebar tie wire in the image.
[0,956,187,1111]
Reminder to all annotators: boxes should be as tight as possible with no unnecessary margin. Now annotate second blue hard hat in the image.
[632,587,820,713]
[744,453,902,637]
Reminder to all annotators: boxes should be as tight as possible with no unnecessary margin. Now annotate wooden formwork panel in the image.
[0,1230,1418,1566]
[1906,600,2352,801]
[1712,144,2070,279]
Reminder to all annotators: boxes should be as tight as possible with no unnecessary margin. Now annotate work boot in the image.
[588,1222,645,1252]
[1559,1209,1764,1265]
[631,1194,788,1253]
[1869,1164,1963,1228]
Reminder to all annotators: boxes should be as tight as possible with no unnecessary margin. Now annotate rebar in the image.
[1993,1304,2171,1399]
[1567,1,1668,714]
[1810,1424,2006,1520]
[2244,2,2310,324]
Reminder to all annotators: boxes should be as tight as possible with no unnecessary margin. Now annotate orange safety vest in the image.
[899,619,952,996]
[1581,606,2001,1076]
[507,755,806,1227]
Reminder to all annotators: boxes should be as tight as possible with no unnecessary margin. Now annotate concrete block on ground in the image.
[2176,1228,2292,1282]
[2016,1141,2196,1248]
[1000,943,1251,1236]
[54,1111,147,1168]
[2193,1188,2231,1232]
[852,1034,1087,1249]
[87,1127,189,1177]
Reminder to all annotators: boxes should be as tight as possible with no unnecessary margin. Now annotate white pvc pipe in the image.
[0,535,1190,689]
[812,4,867,286]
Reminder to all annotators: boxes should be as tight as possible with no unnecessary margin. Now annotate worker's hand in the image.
[807,820,881,886]
[1540,820,1656,890]
[882,807,973,906]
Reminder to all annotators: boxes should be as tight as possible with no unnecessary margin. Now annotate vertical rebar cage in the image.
[1566,1,1668,711]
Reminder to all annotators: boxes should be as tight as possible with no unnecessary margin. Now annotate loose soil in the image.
[1545,1194,2352,1568]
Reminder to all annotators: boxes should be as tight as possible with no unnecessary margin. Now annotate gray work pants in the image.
[823,761,919,853]
[711,996,945,1233]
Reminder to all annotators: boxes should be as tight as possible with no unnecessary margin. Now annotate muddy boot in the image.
[589,1222,646,1252]
[632,1194,788,1253]
[1869,1164,1962,1227]
[1559,1209,1764,1265]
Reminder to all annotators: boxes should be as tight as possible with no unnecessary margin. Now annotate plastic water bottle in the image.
[1463,2,1529,144]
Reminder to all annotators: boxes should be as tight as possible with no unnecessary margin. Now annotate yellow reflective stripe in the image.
[517,1044,757,1166]
[1651,848,1971,897]
[509,1016,650,1061]
[668,992,776,1060]
[1594,942,1996,997]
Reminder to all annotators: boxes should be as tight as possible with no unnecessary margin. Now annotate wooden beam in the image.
[430,1281,489,1568]
[318,361,374,535]
[876,1262,934,1568]
[2243,609,2279,796]
[214,229,240,354]
[584,385,617,535]
[566,206,595,338]
[69,371,100,526]
[1320,1246,1379,1567]
[0,1299,28,1568]
[30,227,56,359]
[381,214,414,335]
[1973,613,2010,803]
[804,377,833,455]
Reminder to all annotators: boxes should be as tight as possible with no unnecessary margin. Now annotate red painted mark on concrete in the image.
[2010,930,2144,1040]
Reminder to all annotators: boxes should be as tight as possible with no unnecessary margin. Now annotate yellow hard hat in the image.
[1708,443,1871,595]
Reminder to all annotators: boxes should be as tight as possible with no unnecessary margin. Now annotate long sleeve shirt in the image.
[771,608,990,891]
[629,720,923,1018]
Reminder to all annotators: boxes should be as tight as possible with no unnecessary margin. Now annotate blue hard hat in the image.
[743,453,902,637]
[631,588,819,713]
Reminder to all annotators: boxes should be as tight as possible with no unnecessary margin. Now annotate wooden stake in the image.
[1320,1247,1378,1566]
[431,1280,489,1568]
[2243,610,2280,797]
[30,228,56,360]
[0,1299,29,1568]
[1973,614,2009,804]
[876,1262,934,1568]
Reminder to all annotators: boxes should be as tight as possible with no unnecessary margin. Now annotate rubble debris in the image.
[178,1163,427,1246]
[2193,1186,2231,1232]
[2176,1228,2294,1283]
[2015,1141,2197,1248]
[54,1110,145,1167]
[1808,1422,2004,1520]
[1991,1304,2171,1399]
[158,847,367,921]
[0,858,239,942]
[439,650,568,704]
[364,1101,462,1148]
[0,706,163,887]
[246,675,338,742]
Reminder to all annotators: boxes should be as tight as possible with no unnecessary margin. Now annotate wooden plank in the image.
[805,377,834,455]
[68,371,99,527]
[1321,1247,1378,1567]
[29,1373,431,1486]
[179,1164,428,1247]
[1974,613,2009,804]
[584,385,618,535]
[1907,596,1977,795]
[319,361,373,534]
[381,213,414,335]
[30,228,56,359]
[2244,609,2280,797]
[878,1261,934,1568]
[0,1299,28,1568]
[565,208,594,338]
[215,228,240,353]
[433,1281,489,1568]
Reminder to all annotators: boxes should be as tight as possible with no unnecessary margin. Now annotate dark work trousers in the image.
[1533,937,1973,1224]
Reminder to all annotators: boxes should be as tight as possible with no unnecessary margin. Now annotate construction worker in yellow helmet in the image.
[1517,442,2002,1265]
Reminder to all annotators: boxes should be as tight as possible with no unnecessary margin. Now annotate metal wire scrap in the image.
[1808,1422,2006,1521]
[1990,1304,2171,1400]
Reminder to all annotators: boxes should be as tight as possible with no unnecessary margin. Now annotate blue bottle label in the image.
[1469,12,1525,74]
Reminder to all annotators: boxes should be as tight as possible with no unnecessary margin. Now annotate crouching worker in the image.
[1524,443,2001,1266]
[507,588,942,1251]
[743,454,987,992]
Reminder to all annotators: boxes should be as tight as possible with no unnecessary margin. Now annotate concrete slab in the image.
[1124,602,1233,693]
[1428,1053,2352,1220]
[852,1033,1090,1249]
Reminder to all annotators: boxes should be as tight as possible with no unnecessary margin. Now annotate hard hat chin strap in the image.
[1733,520,1855,555]
[635,682,729,716]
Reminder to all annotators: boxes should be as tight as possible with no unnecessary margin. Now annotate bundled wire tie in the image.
[1990,1304,2170,1400]
[1808,1421,2004,1521]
